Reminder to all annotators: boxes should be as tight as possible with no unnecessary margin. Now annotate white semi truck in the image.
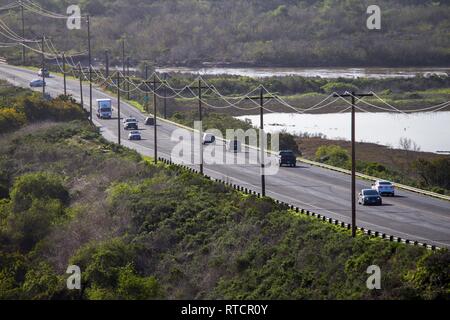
[96,99,113,119]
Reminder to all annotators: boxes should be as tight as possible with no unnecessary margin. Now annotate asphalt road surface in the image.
[1,63,449,248]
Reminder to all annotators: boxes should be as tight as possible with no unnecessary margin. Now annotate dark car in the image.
[358,189,382,206]
[124,122,138,130]
[279,150,297,167]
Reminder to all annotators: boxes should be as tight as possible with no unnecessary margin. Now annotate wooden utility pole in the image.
[78,65,84,109]
[144,64,149,112]
[40,35,45,96]
[245,87,275,197]
[333,92,374,237]
[152,74,158,164]
[105,50,109,78]
[127,57,130,100]
[121,38,125,76]
[117,72,121,145]
[143,74,163,164]
[163,73,167,119]
[20,1,25,64]
[186,80,208,174]
[87,15,92,123]
[62,52,66,96]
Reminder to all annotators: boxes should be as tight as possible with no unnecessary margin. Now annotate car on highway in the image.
[144,117,155,125]
[124,121,138,130]
[128,130,141,140]
[123,117,138,124]
[38,68,50,78]
[358,189,382,206]
[279,150,297,167]
[29,79,45,87]
[203,133,216,145]
[372,180,395,197]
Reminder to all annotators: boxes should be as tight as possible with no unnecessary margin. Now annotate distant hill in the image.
[1,0,450,67]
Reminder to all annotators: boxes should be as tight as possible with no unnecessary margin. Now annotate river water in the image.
[236,112,450,153]
[156,67,450,79]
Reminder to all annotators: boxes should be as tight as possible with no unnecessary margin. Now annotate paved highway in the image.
[1,63,449,248]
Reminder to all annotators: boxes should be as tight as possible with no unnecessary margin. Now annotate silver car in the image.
[29,79,45,87]
[128,130,141,140]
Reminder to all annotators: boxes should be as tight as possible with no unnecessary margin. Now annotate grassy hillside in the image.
[0,83,449,300]
[1,0,450,67]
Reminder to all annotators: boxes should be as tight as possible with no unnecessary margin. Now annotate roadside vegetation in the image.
[0,83,448,300]
[0,80,86,134]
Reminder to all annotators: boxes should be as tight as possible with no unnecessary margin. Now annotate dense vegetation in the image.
[1,0,450,67]
[0,85,448,300]
[0,81,86,134]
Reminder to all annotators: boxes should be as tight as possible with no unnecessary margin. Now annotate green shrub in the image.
[315,145,350,168]
[10,172,69,213]
[116,264,163,300]
[4,198,66,252]
[405,250,450,300]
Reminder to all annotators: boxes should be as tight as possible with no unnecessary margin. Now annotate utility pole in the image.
[117,72,121,145]
[78,65,84,109]
[121,38,125,76]
[105,50,109,78]
[41,35,45,96]
[152,74,158,164]
[62,52,66,96]
[245,87,275,197]
[163,73,167,119]
[143,74,163,164]
[144,64,149,113]
[20,1,25,64]
[333,92,374,237]
[127,57,130,100]
[186,80,208,174]
[87,15,92,123]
